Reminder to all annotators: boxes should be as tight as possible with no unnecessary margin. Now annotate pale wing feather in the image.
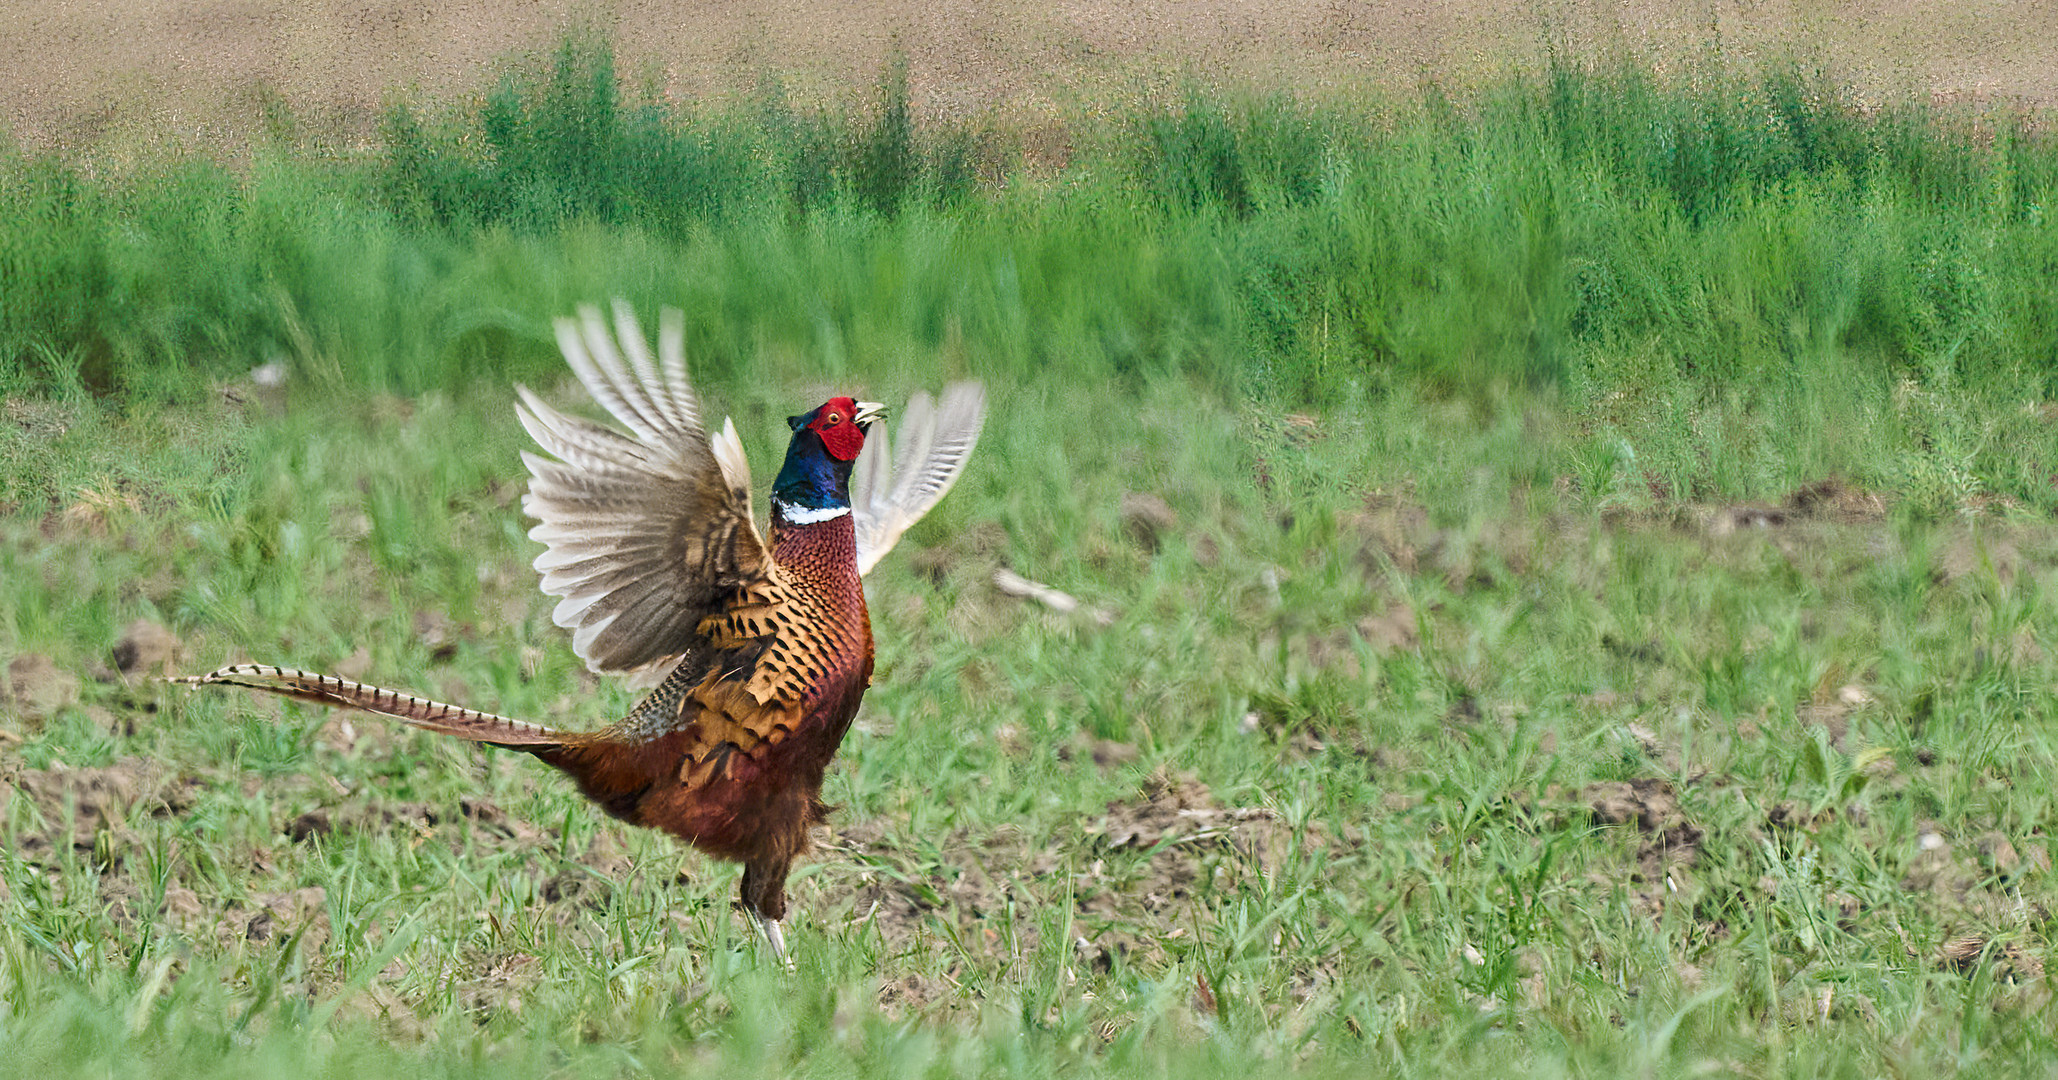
[711,417,753,502]
[610,299,685,432]
[852,381,986,575]
[597,416,757,693]
[554,311,658,446]
[658,308,697,428]
[853,411,894,523]
[520,303,771,677]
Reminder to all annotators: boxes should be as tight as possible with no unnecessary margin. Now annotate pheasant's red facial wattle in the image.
[809,397,868,461]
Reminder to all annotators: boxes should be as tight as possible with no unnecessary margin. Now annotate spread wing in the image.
[851,382,986,576]
[516,301,772,679]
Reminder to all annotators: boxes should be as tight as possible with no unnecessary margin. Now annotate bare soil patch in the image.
[3,0,2053,150]
[3,654,81,726]
[1584,777,1703,916]
[1,756,200,857]
[821,770,1296,971]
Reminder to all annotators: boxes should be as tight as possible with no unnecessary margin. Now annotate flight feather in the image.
[516,302,770,678]
[851,382,986,576]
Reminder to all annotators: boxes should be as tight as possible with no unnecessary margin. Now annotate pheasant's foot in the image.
[748,908,794,970]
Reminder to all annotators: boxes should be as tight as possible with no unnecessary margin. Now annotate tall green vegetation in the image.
[375,40,971,233]
[2,41,2055,509]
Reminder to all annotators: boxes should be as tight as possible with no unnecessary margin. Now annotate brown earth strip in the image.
[3,1,2054,151]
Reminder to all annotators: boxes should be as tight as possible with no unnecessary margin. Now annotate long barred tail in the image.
[167,664,566,748]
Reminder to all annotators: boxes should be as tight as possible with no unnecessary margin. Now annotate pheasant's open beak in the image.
[853,401,887,428]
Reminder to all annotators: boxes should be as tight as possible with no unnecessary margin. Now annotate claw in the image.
[748,907,795,970]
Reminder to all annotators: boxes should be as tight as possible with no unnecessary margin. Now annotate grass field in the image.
[4,40,2058,1078]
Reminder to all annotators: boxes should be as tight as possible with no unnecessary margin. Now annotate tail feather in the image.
[167,664,565,748]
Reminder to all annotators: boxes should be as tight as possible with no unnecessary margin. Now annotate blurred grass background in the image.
[5,39,2056,513]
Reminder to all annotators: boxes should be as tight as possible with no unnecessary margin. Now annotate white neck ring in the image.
[774,500,851,524]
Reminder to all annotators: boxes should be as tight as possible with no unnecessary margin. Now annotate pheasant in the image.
[173,301,984,964]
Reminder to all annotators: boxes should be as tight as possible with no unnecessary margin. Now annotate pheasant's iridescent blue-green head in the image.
[772,396,886,521]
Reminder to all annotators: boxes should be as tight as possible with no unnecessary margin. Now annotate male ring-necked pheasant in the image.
[174,301,984,964]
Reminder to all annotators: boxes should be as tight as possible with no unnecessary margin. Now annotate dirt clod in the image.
[1695,479,1888,538]
[1940,935,2045,983]
[1059,739,1140,770]
[1356,605,1419,653]
[1975,832,2020,875]
[1901,829,1971,896]
[3,758,195,854]
[1096,774,1279,853]
[415,611,459,662]
[1767,802,1829,831]
[287,809,333,842]
[1702,505,1788,536]
[877,972,947,1015]
[1937,532,2022,586]
[5,654,81,722]
[460,796,541,841]
[334,646,374,680]
[162,886,205,932]
[1785,479,1888,523]
[1583,778,1703,914]
[1119,492,1179,552]
[540,832,631,912]
[280,800,477,848]
[1344,494,1434,574]
[111,620,180,675]
[235,887,331,950]
[1588,779,1677,831]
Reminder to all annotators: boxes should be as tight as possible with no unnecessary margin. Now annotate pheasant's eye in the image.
[824,413,842,426]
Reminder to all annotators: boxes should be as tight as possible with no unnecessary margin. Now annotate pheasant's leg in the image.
[747,907,792,968]
[740,857,796,970]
